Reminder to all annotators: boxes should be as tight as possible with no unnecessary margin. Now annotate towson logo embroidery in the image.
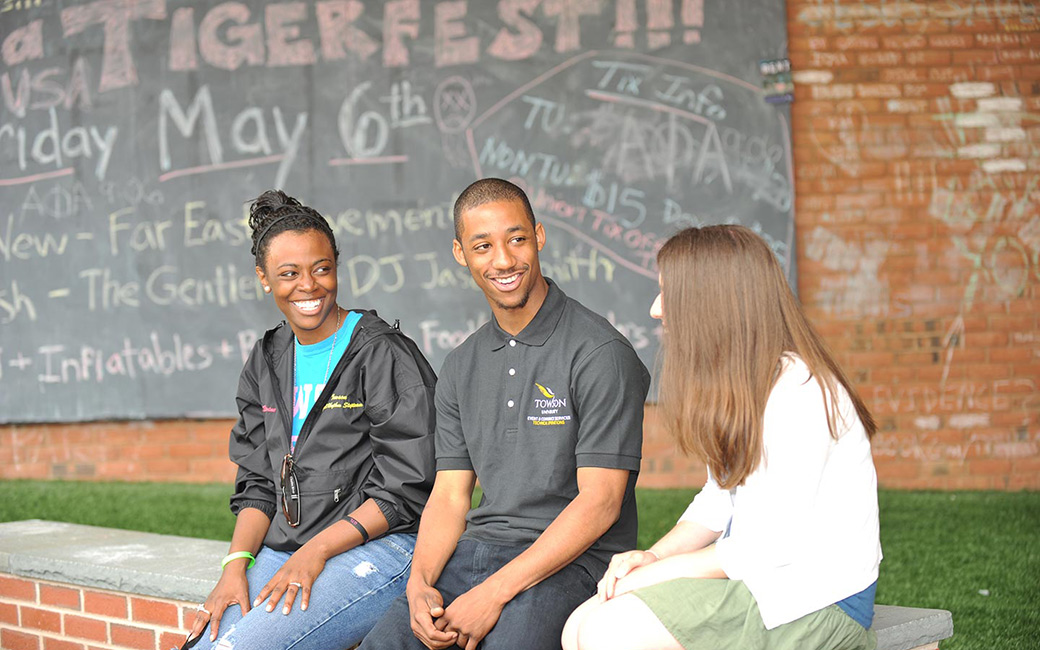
[529,382,571,426]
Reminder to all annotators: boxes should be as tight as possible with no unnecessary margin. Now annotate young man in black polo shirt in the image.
[360,178,650,650]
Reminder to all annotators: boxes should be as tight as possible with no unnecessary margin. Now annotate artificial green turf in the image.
[0,480,236,541]
[873,491,1040,650]
[1,480,1036,650]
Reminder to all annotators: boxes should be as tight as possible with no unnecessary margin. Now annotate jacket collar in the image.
[263,309,389,364]
[488,278,565,351]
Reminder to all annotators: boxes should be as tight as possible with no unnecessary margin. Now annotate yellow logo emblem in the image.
[530,381,570,426]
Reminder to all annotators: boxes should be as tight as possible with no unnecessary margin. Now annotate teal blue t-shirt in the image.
[292,311,362,450]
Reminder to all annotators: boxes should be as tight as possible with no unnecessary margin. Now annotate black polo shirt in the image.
[435,279,650,576]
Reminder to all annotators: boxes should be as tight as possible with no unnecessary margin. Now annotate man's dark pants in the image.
[360,539,597,650]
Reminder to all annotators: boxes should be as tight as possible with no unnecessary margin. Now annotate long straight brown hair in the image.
[656,225,876,490]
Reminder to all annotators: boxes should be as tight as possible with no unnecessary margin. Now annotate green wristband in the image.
[221,551,256,570]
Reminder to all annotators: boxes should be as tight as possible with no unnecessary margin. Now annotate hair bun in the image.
[249,190,300,230]
[247,190,339,266]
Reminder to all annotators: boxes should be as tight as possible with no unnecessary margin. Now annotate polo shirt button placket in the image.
[507,340,520,422]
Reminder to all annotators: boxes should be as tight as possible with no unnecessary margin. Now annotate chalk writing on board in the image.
[4,0,714,98]
[1,0,792,421]
[465,50,794,284]
[0,329,259,385]
[0,108,118,182]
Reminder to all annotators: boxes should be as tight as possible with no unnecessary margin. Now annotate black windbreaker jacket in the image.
[228,311,437,551]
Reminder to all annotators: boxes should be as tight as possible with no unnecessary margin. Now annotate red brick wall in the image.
[0,574,194,650]
[1,1,1037,492]
[0,414,708,489]
[787,0,1039,490]
[0,421,236,485]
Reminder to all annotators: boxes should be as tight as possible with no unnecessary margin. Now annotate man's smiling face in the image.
[453,199,546,317]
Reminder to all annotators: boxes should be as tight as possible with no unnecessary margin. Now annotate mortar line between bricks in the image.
[3,571,204,607]
[2,596,190,630]
[26,605,188,631]
[33,634,132,650]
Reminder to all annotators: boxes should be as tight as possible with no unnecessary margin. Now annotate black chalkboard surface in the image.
[0,0,792,422]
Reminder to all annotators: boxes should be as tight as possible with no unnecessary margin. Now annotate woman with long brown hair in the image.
[562,225,881,650]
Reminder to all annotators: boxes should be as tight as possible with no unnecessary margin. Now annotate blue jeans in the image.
[360,539,597,650]
[190,533,415,650]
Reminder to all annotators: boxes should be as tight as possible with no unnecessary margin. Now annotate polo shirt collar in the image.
[488,278,566,350]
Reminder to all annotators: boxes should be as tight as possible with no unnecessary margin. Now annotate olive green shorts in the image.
[632,579,876,650]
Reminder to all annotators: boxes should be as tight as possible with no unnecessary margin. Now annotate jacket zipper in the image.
[266,323,378,458]
[265,338,294,447]
[294,324,366,454]
[263,320,409,514]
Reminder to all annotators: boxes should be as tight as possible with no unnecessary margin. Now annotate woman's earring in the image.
[263,286,271,293]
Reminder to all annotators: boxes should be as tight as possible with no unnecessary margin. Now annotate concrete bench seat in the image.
[0,520,954,650]
[0,519,224,602]
[873,605,954,650]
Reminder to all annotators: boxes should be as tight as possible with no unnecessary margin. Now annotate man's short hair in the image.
[453,178,536,240]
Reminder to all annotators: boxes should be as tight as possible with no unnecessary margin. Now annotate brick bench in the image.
[0,520,953,650]
[0,519,222,650]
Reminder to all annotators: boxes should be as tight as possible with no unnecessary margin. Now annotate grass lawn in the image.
[2,481,1037,650]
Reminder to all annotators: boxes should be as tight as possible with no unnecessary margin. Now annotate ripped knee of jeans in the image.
[214,623,236,650]
[353,561,378,578]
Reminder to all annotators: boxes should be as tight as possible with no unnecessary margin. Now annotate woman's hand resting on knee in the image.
[192,566,251,642]
[254,543,328,616]
[597,550,660,602]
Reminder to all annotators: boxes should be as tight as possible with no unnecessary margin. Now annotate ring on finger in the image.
[195,604,211,615]
[288,581,303,588]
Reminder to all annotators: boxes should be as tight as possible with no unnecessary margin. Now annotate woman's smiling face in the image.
[256,229,340,344]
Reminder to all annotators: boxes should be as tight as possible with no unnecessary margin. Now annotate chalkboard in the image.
[0,0,793,423]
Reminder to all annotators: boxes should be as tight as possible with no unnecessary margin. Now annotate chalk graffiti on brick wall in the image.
[918,81,1039,384]
[928,168,1040,382]
[873,378,1040,418]
[798,77,1038,439]
[789,2,1040,478]
[794,0,1038,32]
[871,429,1039,465]
[929,173,1039,309]
[937,87,1033,174]
[808,107,860,175]
[874,377,1040,447]
[7,428,88,468]
[803,225,899,318]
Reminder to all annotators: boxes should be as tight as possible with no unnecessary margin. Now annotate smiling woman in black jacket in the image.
[183,190,437,650]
